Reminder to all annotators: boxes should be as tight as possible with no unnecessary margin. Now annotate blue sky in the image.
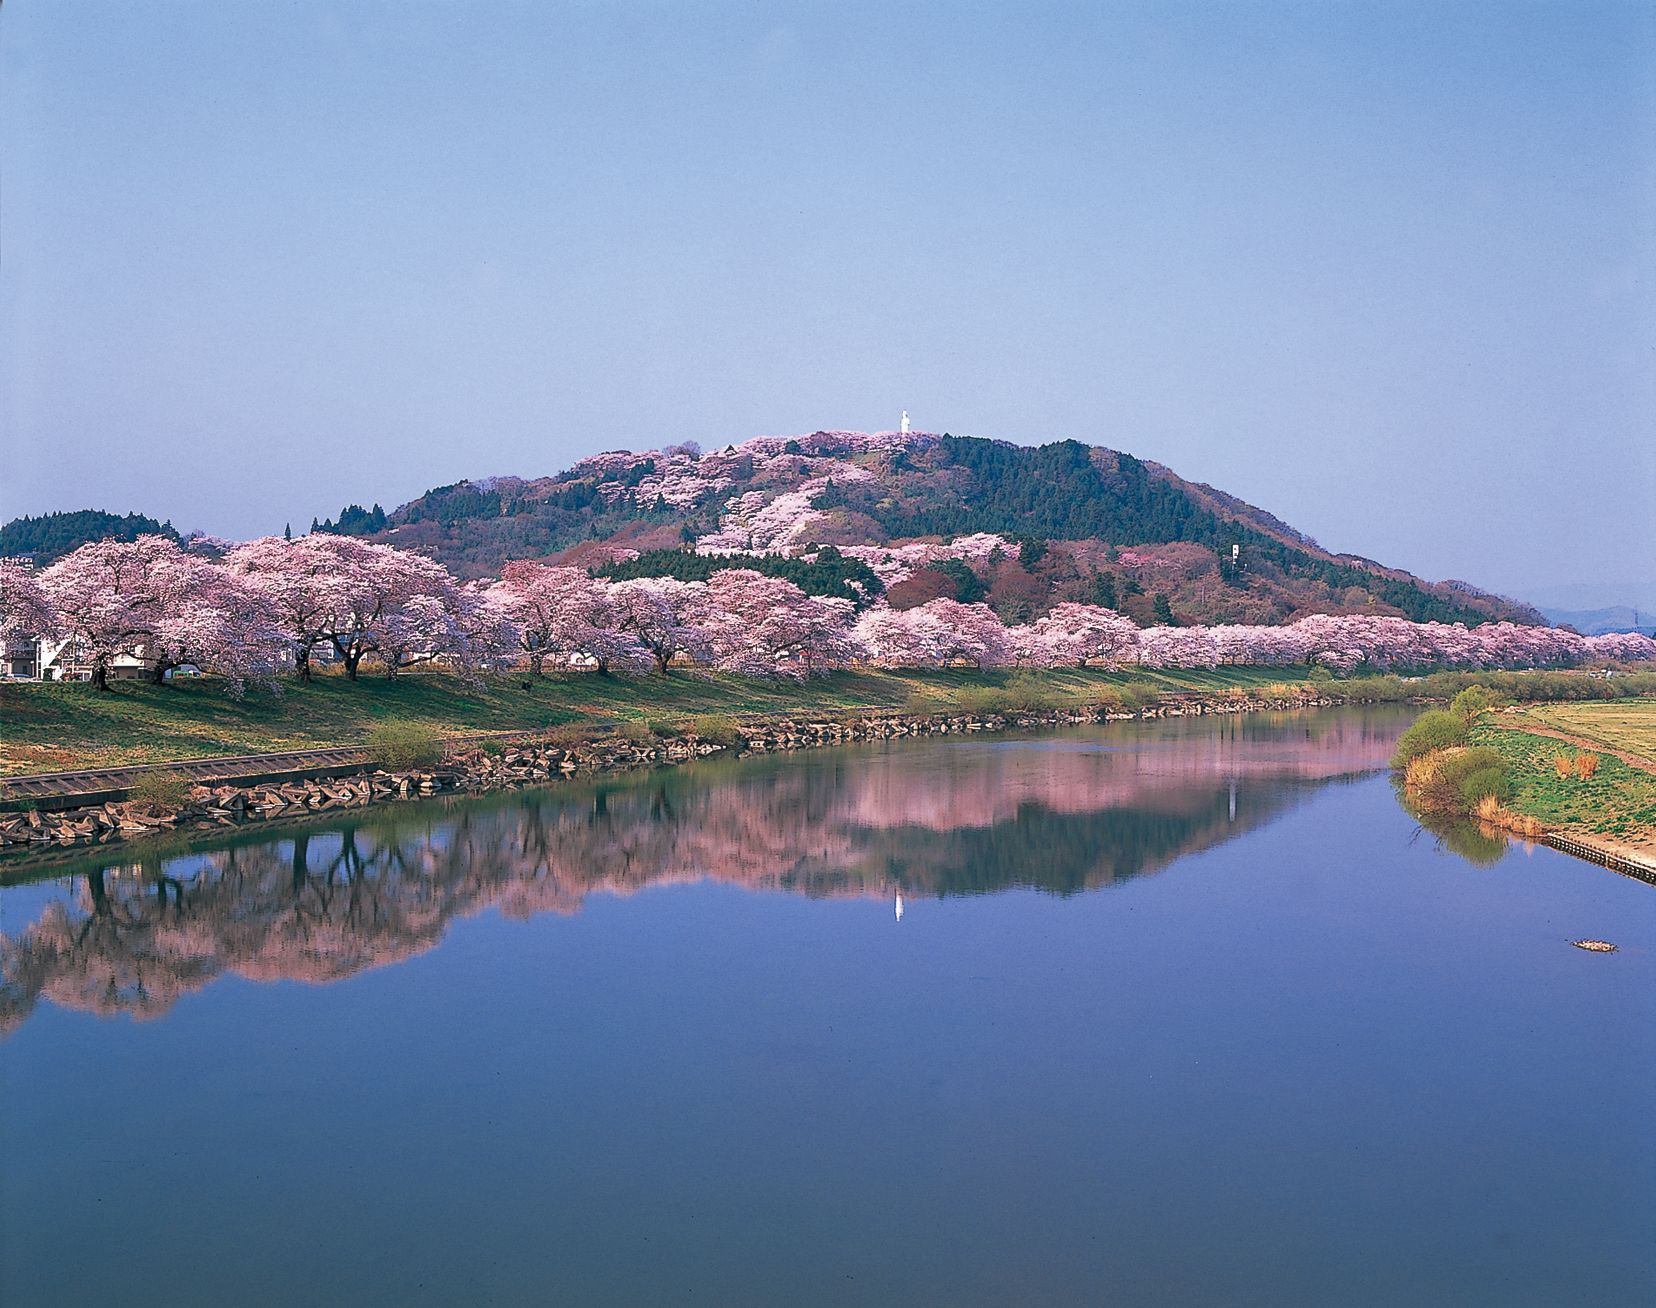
[2,1,1651,599]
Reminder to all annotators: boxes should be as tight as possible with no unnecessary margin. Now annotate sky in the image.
[2,1,1651,602]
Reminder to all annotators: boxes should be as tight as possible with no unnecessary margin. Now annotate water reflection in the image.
[0,709,1409,1033]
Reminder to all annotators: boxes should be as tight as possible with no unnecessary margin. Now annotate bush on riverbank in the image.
[1391,710,1468,768]
[128,768,195,811]
[367,720,445,770]
[1402,746,1511,815]
[688,714,742,746]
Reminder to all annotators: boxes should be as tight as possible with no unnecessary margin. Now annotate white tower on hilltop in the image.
[900,410,910,435]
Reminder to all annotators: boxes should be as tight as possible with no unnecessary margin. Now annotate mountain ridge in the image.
[2,430,1545,628]
[352,430,1542,627]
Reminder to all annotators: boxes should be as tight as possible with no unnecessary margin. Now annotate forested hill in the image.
[0,510,177,564]
[2,434,1540,627]
[327,430,1542,628]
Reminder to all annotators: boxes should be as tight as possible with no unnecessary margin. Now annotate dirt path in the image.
[1487,718,1656,776]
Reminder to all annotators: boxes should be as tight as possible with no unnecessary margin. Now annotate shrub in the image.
[1573,753,1600,780]
[646,718,683,739]
[1457,764,1511,809]
[1117,681,1160,710]
[953,687,1015,715]
[545,722,594,748]
[1391,710,1468,768]
[901,690,938,716]
[614,719,653,742]
[128,768,195,811]
[1552,752,1575,780]
[1343,675,1411,703]
[689,713,742,746]
[1002,672,1059,711]
[1407,745,1508,815]
[366,719,445,770]
[1403,753,1443,794]
[1451,685,1504,723]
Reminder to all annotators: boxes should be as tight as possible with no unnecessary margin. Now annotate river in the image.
[1,706,1651,1305]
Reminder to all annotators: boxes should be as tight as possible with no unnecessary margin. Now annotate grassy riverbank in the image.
[1477,703,1656,846]
[1499,699,1656,767]
[5,664,1649,781]
[1393,696,1656,868]
[0,665,1295,776]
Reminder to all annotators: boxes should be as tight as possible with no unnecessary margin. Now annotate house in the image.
[2,635,44,680]
[0,635,147,682]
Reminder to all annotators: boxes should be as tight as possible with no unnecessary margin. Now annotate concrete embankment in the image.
[1543,831,1656,885]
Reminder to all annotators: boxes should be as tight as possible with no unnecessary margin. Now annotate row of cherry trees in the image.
[2,535,1652,694]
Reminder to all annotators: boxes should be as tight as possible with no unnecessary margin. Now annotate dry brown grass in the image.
[1474,793,1549,838]
[1552,749,1602,780]
[1404,752,1445,792]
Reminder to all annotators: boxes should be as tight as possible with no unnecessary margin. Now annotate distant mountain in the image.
[1526,582,1656,612]
[343,430,1543,627]
[1541,605,1656,637]
[0,509,177,565]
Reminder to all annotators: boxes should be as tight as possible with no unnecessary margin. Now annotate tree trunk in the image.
[291,833,310,895]
[91,659,109,692]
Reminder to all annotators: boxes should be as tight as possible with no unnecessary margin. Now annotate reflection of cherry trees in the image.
[1,713,1405,1032]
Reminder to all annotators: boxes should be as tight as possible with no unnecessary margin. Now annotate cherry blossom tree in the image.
[1136,625,1219,670]
[852,605,944,667]
[250,537,468,680]
[700,569,860,676]
[488,562,646,675]
[142,561,283,694]
[852,600,1009,668]
[1584,631,1656,662]
[457,583,527,674]
[0,560,54,642]
[926,600,1013,667]
[225,536,350,681]
[40,535,280,693]
[1024,603,1140,668]
[607,577,712,674]
[40,536,189,690]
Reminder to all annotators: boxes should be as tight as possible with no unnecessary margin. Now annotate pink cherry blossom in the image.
[607,577,713,674]
[0,559,54,641]
[700,569,860,676]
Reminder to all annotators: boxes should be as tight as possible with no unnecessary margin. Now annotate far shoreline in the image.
[3,665,1652,880]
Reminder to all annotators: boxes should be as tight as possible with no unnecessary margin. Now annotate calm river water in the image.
[2,707,1652,1306]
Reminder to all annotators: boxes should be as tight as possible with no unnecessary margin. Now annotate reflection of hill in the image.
[1,711,1406,1032]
